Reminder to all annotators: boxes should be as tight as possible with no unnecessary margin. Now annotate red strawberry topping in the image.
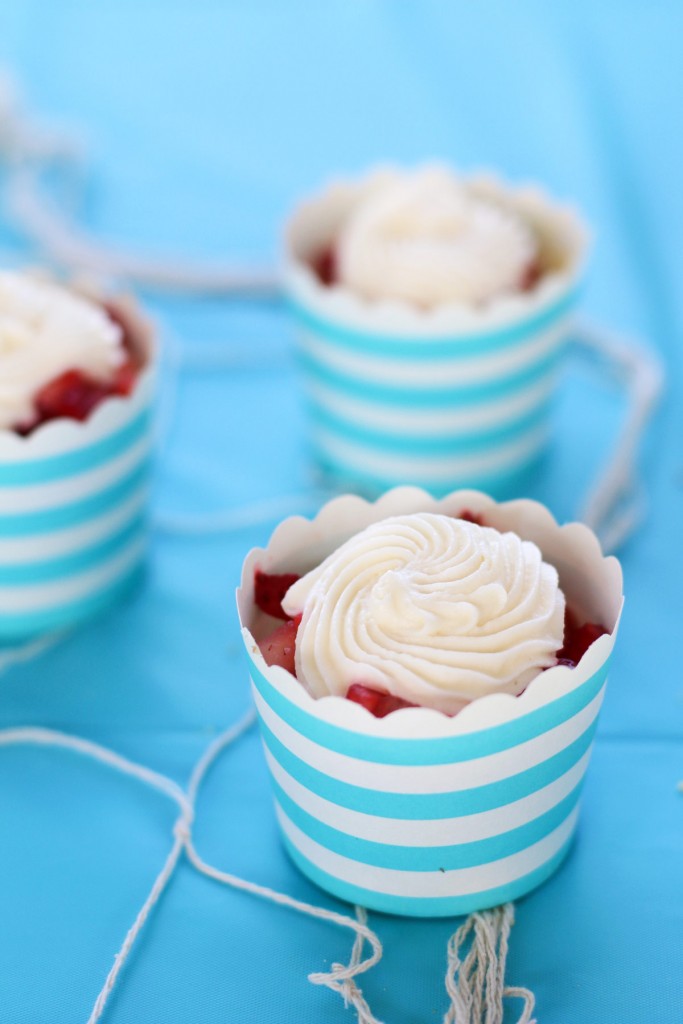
[113,357,139,397]
[312,246,543,295]
[457,509,485,526]
[254,554,608,718]
[31,356,139,427]
[311,245,338,286]
[346,683,417,718]
[34,370,111,423]
[519,259,542,292]
[557,607,608,668]
[15,304,142,434]
[258,616,302,676]
[254,570,301,620]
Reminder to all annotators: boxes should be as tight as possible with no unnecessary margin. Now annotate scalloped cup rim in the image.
[237,487,624,740]
[0,290,156,457]
[0,363,155,453]
[283,164,591,336]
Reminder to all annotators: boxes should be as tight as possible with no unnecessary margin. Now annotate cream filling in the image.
[283,513,565,715]
[336,167,538,307]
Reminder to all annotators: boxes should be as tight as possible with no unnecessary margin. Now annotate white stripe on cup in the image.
[0,437,151,513]
[0,535,145,612]
[306,376,555,435]
[300,324,563,386]
[253,685,605,793]
[311,425,548,481]
[276,802,580,898]
[265,746,592,846]
[0,489,148,564]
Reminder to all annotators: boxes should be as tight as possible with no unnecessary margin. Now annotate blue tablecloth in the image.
[0,3,681,1021]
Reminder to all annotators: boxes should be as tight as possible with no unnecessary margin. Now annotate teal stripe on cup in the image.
[248,655,608,765]
[0,462,149,537]
[282,829,576,918]
[297,349,561,408]
[0,363,154,640]
[0,513,146,585]
[306,397,553,455]
[288,254,580,494]
[270,776,583,871]
[289,286,579,360]
[258,717,598,819]
[0,410,151,486]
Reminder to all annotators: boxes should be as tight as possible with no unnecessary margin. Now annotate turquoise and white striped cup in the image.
[284,170,588,497]
[0,293,155,640]
[238,488,623,917]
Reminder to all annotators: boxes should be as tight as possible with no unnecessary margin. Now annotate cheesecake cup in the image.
[284,167,588,497]
[0,286,156,640]
[238,487,622,917]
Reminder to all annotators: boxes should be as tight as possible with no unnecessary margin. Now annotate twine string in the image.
[87,829,187,1024]
[576,321,663,552]
[0,713,388,1024]
[1,718,536,1024]
[443,904,536,1024]
[0,726,192,816]
[308,908,384,1024]
[183,717,385,1024]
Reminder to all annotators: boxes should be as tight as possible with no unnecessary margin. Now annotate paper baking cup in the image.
[0,293,155,640]
[284,168,588,497]
[238,487,623,917]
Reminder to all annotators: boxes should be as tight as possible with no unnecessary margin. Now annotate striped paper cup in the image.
[284,168,588,497]
[0,290,156,640]
[238,487,623,917]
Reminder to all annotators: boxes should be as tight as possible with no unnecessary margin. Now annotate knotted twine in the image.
[444,904,535,1024]
[0,713,536,1024]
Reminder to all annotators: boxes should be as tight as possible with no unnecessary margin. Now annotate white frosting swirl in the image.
[336,168,538,308]
[0,272,124,430]
[282,513,565,715]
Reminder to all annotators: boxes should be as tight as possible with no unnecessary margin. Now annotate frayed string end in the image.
[444,903,536,1024]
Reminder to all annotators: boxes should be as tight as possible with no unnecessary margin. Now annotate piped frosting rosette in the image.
[335,167,539,307]
[238,487,623,917]
[283,513,565,714]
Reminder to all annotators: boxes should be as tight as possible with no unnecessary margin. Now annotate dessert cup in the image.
[0,287,156,640]
[238,487,623,917]
[284,167,588,497]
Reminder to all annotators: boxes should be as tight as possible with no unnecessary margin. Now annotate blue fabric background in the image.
[0,2,681,1021]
